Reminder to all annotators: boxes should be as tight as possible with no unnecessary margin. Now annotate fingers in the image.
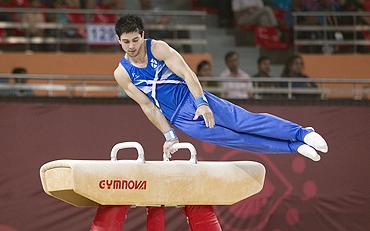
[163,146,172,159]
[208,112,215,128]
[193,111,199,120]
[168,146,178,155]
[163,140,179,160]
[203,112,215,128]
[193,106,215,128]
[203,113,210,127]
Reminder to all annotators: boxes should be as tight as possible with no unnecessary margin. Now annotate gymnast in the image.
[90,14,328,231]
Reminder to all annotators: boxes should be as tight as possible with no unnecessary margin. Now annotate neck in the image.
[259,71,268,77]
[230,69,238,75]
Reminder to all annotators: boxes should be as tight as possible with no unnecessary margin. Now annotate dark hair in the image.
[196,60,211,74]
[12,67,27,84]
[12,67,27,74]
[281,54,303,77]
[115,15,144,37]
[257,56,270,65]
[224,51,237,62]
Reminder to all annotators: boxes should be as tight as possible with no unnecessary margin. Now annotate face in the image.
[226,54,239,72]
[259,59,271,74]
[290,57,304,75]
[117,31,145,57]
[198,64,212,77]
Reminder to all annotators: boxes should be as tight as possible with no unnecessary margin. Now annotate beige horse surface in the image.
[40,159,265,207]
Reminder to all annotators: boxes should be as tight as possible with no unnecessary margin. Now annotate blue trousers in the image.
[168,92,311,154]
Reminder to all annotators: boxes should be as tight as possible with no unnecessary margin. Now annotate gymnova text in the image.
[99,179,147,190]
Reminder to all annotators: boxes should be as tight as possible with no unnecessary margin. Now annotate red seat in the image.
[255,26,288,49]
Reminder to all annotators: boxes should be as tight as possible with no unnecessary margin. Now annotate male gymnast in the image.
[90,14,328,231]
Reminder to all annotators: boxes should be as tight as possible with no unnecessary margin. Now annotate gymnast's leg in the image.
[205,92,328,153]
[175,116,320,161]
[173,92,327,155]
[206,93,315,140]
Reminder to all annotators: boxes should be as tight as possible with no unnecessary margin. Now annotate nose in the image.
[128,43,135,50]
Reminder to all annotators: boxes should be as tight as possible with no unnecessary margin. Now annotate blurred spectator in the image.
[253,56,284,99]
[19,0,46,51]
[220,51,253,99]
[339,0,363,11]
[253,56,271,78]
[197,60,212,77]
[271,0,293,28]
[22,0,45,37]
[0,1,14,23]
[317,0,340,25]
[0,0,29,38]
[196,60,220,95]
[12,67,34,97]
[281,55,319,99]
[55,0,85,37]
[54,0,86,51]
[232,0,278,26]
[297,0,342,53]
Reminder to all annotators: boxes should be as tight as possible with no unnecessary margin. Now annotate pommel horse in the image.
[40,142,266,230]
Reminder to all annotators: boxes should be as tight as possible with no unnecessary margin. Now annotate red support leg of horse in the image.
[183,205,222,231]
[147,206,165,231]
[90,205,129,231]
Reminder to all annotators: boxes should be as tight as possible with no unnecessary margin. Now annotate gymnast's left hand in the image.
[163,138,179,159]
[193,105,215,128]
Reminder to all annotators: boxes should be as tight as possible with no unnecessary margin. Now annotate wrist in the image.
[164,128,177,141]
[195,95,208,108]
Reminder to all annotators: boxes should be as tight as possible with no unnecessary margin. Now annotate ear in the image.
[116,35,121,44]
[141,31,145,38]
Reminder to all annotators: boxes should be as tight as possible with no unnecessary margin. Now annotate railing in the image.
[0,8,207,52]
[1,74,369,100]
[293,12,370,53]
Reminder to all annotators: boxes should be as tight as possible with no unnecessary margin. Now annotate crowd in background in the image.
[0,0,367,99]
[1,0,369,39]
[0,0,369,52]
[196,52,319,100]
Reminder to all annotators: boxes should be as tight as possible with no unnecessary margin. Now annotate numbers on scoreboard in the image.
[87,24,117,44]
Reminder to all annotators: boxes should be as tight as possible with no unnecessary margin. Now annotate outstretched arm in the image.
[151,40,215,128]
[114,64,178,156]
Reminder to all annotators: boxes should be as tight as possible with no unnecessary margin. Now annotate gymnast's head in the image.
[115,15,145,58]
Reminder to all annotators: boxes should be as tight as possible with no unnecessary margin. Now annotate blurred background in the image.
[0,0,369,230]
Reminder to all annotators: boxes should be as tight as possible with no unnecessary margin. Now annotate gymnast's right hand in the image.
[163,138,179,159]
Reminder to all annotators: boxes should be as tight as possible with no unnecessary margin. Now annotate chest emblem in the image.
[150,58,158,69]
